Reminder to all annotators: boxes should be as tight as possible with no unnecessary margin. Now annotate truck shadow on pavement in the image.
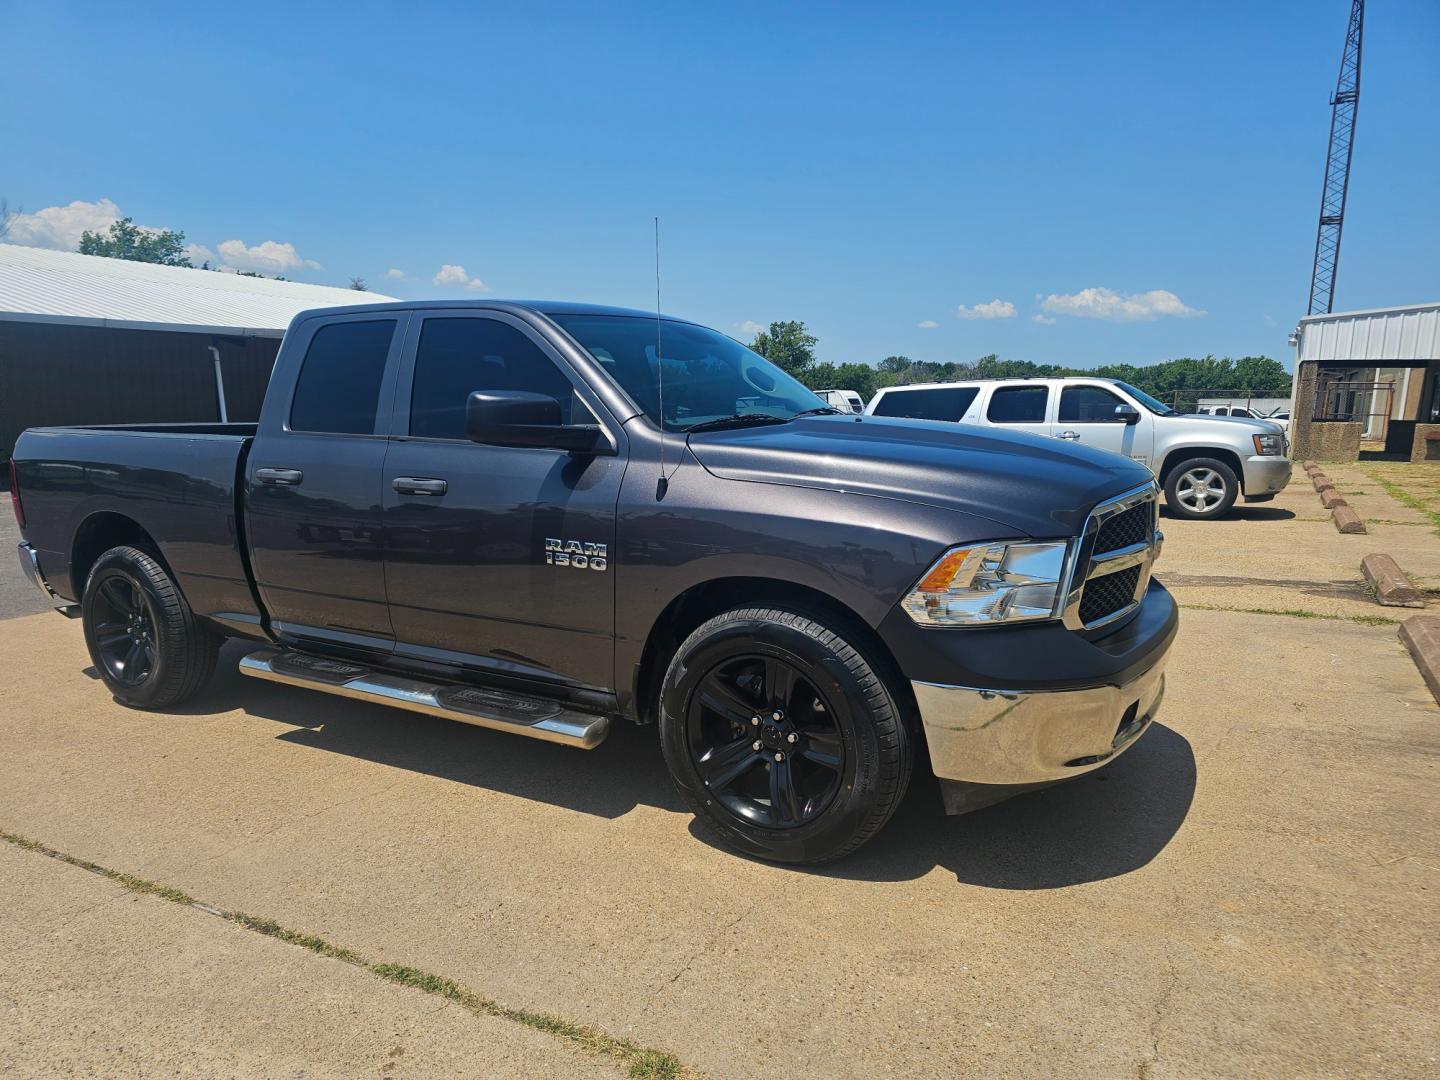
[1160,505,1294,522]
[179,642,1195,889]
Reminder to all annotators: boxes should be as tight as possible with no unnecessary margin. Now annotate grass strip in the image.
[1362,470,1440,536]
[0,828,691,1080]
[1181,602,1398,626]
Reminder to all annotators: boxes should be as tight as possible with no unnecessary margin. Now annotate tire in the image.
[1164,457,1239,520]
[658,606,912,864]
[81,545,221,709]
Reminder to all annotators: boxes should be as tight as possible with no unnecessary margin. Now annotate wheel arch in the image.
[628,576,916,732]
[70,511,168,599]
[1158,446,1245,491]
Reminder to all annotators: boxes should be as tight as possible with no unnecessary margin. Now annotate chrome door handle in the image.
[392,477,448,496]
[1056,430,1080,441]
[256,467,304,485]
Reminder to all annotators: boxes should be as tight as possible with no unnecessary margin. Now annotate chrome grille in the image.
[1062,483,1161,631]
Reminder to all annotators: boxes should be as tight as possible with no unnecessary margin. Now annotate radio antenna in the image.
[654,216,668,500]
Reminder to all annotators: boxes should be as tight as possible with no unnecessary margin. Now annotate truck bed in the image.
[12,424,264,632]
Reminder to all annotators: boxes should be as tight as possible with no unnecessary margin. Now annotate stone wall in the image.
[1411,423,1440,463]
[1297,422,1363,462]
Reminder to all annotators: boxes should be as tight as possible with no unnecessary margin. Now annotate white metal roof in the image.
[1296,300,1440,364]
[0,243,395,337]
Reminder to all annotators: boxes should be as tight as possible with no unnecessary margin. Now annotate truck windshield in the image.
[1115,382,1176,416]
[548,314,826,432]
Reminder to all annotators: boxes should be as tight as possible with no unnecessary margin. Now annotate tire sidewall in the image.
[82,550,174,707]
[658,611,894,864]
[1165,457,1239,520]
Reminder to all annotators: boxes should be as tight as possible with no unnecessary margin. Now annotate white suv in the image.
[865,377,1291,519]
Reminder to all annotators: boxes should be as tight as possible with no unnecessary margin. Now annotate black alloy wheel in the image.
[687,653,845,829]
[81,545,222,709]
[658,606,912,864]
[90,574,158,686]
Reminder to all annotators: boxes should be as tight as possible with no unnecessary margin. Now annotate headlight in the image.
[902,540,1070,627]
[1252,433,1285,456]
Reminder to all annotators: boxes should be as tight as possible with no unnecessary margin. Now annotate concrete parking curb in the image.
[1302,459,1318,470]
[1320,489,1348,509]
[1399,616,1440,704]
[1332,506,1367,534]
[1362,554,1425,607]
[1311,473,1332,492]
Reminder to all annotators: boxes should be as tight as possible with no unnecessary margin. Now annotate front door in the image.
[1052,383,1154,467]
[245,314,405,657]
[381,311,623,693]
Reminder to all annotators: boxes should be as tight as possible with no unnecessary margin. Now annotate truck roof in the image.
[876,376,1124,392]
[288,298,702,325]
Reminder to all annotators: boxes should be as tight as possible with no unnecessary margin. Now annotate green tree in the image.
[78,217,192,266]
[349,277,368,291]
[749,320,818,378]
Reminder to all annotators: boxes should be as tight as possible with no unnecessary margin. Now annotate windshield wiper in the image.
[790,406,844,418]
[682,413,793,434]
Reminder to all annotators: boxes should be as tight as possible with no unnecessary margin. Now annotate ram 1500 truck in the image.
[11,301,1176,863]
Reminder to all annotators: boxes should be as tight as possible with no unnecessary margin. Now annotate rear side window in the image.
[410,318,576,440]
[872,386,979,421]
[1059,385,1125,422]
[289,320,396,434]
[986,385,1049,423]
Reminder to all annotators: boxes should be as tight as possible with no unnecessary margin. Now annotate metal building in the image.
[1289,300,1440,462]
[0,244,393,459]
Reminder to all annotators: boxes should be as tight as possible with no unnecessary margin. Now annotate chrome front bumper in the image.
[1242,456,1292,496]
[912,642,1170,791]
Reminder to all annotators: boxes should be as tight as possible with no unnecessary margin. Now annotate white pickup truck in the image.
[865,377,1290,519]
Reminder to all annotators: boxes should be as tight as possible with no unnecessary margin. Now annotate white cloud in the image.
[433,264,490,292]
[1031,314,1056,325]
[917,319,939,329]
[385,267,406,280]
[184,243,217,266]
[4,198,128,250]
[1039,287,1203,322]
[216,239,320,274]
[734,319,765,336]
[956,299,1016,320]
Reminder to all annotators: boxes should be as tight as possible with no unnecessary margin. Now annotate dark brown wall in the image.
[0,321,280,457]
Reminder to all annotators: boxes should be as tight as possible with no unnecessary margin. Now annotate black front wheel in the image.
[659,606,912,864]
[82,546,221,709]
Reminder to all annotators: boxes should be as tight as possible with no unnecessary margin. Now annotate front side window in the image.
[410,318,577,439]
[548,314,824,432]
[1116,382,1175,416]
[1059,385,1125,423]
[986,385,1049,423]
[872,386,979,421]
[289,320,396,434]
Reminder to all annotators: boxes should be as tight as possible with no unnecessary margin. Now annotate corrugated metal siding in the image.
[0,322,279,456]
[1298,302,1440,364]
[0,243,394,332]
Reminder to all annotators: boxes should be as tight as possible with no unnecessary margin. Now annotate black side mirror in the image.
[465,391,608,453]
[1113,403,1141,426]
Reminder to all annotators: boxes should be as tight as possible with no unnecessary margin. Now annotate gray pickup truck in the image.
[11,301,1176,863]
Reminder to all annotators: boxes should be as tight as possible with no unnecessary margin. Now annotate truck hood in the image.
[686,415,1154,538]
[1186,413,1285,435]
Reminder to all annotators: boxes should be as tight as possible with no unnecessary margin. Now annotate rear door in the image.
[245,313,406,658]
[380,310,624,693]
[983,383,1052,439]
[1052,382,1154,465]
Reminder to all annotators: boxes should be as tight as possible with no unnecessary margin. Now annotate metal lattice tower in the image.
[1307,0,1365,316]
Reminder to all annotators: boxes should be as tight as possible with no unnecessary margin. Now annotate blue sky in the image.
[4,0,1437,368]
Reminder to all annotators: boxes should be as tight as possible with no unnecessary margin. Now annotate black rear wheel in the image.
[660,606,911,864]
[82,546,221,709]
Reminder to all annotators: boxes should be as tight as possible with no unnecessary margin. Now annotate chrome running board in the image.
[238,647,609,750]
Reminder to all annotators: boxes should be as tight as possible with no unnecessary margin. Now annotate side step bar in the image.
[238,647,610,750]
